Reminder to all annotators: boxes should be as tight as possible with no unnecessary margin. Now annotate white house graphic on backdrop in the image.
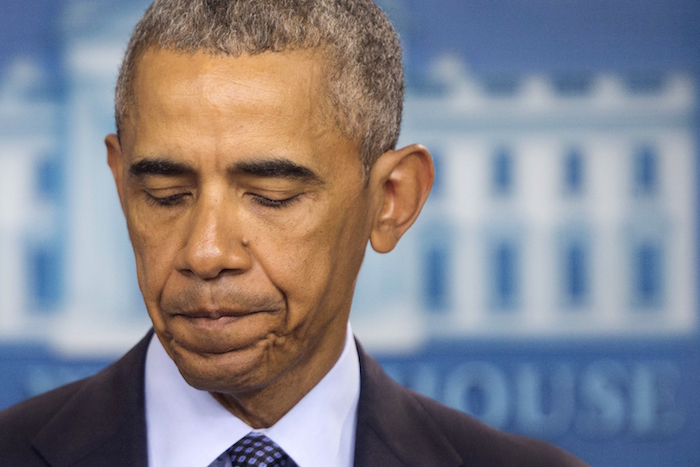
[0,0,696,354]
[353,56,697,348]
[0,59,60,338]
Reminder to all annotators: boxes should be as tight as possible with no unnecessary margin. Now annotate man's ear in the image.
[369,144,434,253]
[105,133,126,213]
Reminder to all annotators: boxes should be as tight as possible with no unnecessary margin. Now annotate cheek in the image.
[125,205,183,302]
[250,196,369,319]
[251,219,332,304]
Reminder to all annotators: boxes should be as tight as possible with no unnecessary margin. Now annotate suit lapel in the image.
[31,331,152,467]
[354,341,463,467]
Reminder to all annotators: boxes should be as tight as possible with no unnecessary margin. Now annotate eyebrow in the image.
[232,158,322,183]
[129,158,195,177]
[128,157,322,183]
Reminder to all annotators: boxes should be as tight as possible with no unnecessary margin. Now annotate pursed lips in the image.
[172,308,279,329]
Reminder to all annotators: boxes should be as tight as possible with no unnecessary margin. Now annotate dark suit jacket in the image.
[0,332,589,466]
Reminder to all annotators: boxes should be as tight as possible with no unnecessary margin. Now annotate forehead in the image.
[125,48,339,149]
[122,48,364,184]
[134,48,322,110]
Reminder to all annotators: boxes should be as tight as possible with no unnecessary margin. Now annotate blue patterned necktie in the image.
[209,432,298,467]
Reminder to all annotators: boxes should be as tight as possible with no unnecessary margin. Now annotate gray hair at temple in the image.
[114,0,404,171]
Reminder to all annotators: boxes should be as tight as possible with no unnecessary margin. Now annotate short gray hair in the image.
[115,0,404,170]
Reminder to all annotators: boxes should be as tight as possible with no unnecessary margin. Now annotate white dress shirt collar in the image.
[145,325,360,467]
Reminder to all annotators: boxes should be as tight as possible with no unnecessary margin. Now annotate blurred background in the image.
[0,0,699,465]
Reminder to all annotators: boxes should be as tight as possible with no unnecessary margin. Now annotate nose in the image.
[173,191,252,279]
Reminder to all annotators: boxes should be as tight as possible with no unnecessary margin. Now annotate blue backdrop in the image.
[0,1,699,465]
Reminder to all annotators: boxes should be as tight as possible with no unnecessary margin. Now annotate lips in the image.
[159,284,286,321]
[162,305,284,355]
[155,283,288,354]
[175,308,275,330]
[174,308,275,319]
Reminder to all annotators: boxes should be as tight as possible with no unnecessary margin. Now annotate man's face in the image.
[108,49,375,397]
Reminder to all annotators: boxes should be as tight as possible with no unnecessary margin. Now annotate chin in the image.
[170,341,279,394]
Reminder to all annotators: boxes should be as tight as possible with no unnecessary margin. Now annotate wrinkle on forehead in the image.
[124,48,342,150]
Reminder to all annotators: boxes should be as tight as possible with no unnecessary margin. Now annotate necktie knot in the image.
[228,433,297,467]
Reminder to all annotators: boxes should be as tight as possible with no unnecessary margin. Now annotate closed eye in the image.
[250,193,301,209]
[145,192,189,207]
